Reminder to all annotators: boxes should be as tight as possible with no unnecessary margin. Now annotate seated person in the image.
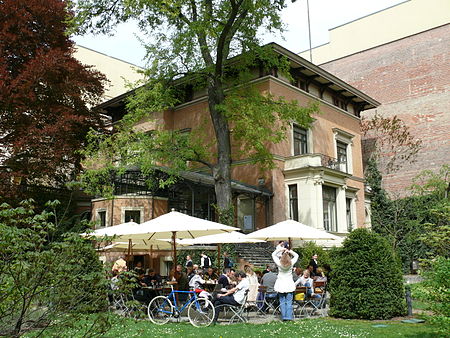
[217,268,235,291]
[213,271,249,322]
[315,267,327,282]
[255,270,263,284]
[203,267,219,281]
[186,266,195,282]
[173,264,189,301]
[189,269,210,299]
[306,264,316,278]
[260,264,278,311]
[112,256,127,273]
[292,266,303,282]
[294,270,321,302]
[143,268,162,286]
[133,269,156,304]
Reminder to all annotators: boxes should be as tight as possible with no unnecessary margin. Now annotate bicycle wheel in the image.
[187,297,215,327]
[147,296,173,324]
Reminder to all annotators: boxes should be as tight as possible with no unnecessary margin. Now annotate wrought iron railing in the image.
[320,154,347,172]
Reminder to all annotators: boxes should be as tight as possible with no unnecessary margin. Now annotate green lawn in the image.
[29,315,440,338]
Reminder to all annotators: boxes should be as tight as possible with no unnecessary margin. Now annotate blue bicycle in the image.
[147,285,215,327]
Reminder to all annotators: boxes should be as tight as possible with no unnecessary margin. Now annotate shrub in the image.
[0,200,110,336]
[294,241,334,269]
[329,228,407,319]
[415,257,450,335]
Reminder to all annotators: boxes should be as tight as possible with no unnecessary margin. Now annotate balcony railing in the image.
[320,154,347,171]
[285,153,348,173]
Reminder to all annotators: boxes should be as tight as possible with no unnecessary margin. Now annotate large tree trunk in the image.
[207,77,233,222]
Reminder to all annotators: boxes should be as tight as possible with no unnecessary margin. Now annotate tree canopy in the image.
[0,0,106,195]
[74,0,317,222]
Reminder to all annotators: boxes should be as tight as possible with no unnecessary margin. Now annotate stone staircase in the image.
[234,242,275,268]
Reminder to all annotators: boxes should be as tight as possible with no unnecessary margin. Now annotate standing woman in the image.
[272,246,299,321]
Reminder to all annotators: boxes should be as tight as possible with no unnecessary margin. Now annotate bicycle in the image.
[147,285,215,327]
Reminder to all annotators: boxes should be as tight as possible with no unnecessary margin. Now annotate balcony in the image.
[285,153,348,173]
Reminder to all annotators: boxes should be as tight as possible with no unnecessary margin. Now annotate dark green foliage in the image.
[329,228,407,320]
[365,160,449,272]
[0,200,110,336]
[294,241,334,269]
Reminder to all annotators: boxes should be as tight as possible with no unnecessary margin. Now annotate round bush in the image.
[329,228,407,319]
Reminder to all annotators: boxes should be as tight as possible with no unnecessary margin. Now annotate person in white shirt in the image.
[189,270,206,290]
[272,247,298,321]
[295,269,321,302]
[213,271,249,322]
[200,253,211,269]
[189,270,211,299]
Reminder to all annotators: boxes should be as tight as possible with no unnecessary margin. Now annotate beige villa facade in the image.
[89,43,379,246]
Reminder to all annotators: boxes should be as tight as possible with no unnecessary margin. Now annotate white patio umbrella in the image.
[171,231,265,268]
[247,220,341,248]
[97,240,175,251]
[84,222,181,265]
[84,210,239,268]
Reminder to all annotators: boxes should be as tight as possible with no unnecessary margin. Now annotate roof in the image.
[95,42,379,113]
[179,170,273,197]
[268,43,380,110]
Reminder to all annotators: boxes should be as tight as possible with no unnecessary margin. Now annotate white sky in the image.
[72,0,406,67]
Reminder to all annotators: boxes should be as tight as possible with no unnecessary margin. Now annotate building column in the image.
[336,186,347,233]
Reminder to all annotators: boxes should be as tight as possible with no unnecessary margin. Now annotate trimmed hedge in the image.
[329,228,407,319]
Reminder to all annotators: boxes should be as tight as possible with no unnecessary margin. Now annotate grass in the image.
[27,315,441,338]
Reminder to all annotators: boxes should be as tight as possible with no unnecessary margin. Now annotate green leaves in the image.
[223,83,317,169]
[329,228,407,320]
[0,201,109,336]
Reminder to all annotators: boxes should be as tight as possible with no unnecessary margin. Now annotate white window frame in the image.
[322,185,338,232]
[121,207,144,224]
[332,128,354,174]
[95,208,108,228]
[345,192,357,233]
[291,123,313,156]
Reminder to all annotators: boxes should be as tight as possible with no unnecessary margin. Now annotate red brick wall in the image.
[321,24,450,196]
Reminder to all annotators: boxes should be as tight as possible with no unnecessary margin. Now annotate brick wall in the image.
[321,24,450,196]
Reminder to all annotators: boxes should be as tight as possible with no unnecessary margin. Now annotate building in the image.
[89,43,379,248]
[300,0,450,196]
[74,45,144,102]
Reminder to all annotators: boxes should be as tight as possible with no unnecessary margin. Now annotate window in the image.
[333,128,354,174]
[336,141,348,172]
[322,186,337,232]
[125,210,141,223]
[97,210,106,228]
[346,198,353,232]
[293,125,308,155]
[332,96,347,111]
[288,184,299,221]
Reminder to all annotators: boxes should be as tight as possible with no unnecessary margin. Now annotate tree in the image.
[0,200,110,337]
[73,0,317,223]
[366,161,449,271]
[0,0,106,194]
[361,113,422,174]
[412,165,450,258]
[329,228,406,320]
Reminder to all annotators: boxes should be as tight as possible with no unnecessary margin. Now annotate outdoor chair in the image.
[214,290,249,324]
[256,285,278,315]
[111,291,146,319]
[293,283,326,318]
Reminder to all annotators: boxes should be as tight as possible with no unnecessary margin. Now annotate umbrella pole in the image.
[288,237,292,250]
[150,244,153,269]
[127,239,132,268]
[217,244,221,269]
[172,231,177,271]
